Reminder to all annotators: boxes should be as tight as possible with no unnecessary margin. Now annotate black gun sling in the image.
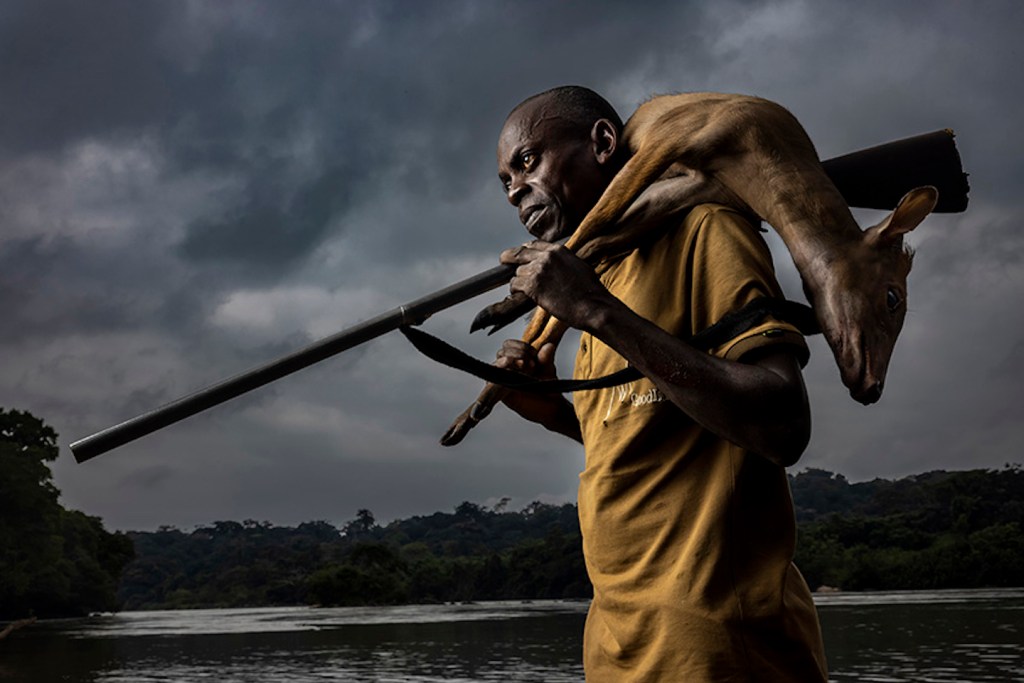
[400,297,820,394]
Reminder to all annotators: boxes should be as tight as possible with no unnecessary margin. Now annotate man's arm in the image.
[500,241,810,467]
[495,340,583,443]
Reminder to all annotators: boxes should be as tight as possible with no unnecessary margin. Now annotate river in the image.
[2,589,1021,682]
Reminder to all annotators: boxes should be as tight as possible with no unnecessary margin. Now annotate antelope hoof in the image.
[441,405,479,446]
[470,293,535,335]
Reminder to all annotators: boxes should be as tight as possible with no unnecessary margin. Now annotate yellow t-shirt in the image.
[573,204,827,682]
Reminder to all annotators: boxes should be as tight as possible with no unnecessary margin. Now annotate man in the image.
[493,86,828,681]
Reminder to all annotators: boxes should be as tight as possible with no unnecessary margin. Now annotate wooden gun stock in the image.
[823,129,968,213]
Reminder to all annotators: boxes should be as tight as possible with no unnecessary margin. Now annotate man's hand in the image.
[495,338,582,443]
[499,241,616,332]
[497,339,557,380]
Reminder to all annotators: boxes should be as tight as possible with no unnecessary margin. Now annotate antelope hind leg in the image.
[441,317,570,446]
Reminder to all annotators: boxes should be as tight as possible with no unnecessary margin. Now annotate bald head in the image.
[508,85,624,143]
[497,86,624,241]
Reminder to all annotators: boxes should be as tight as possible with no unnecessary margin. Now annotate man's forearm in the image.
[582,295,810,466]
[498,239,809,463]
[502,392,583,443]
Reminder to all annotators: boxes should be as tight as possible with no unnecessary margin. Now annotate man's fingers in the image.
[496,337,561,378]
[499,245,529,264]
[499,240,559,264]
[497,338,537,372]
[496,356,526,371]
[494,339,558,380]
[500,339,534,355]
[508,273,528,297]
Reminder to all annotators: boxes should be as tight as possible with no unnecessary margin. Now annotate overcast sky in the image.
[2,0,1021,531]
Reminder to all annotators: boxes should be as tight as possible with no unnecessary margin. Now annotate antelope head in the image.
[809,186,938,404]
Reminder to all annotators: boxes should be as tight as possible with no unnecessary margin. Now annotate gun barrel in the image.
[70,263,515,463]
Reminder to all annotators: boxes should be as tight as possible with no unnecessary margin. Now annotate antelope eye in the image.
[886,288,902,312]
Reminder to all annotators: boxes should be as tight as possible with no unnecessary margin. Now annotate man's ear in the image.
[590,118,619,166]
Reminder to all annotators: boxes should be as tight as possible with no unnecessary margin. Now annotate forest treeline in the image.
[2,409,1022,617]
[121,465,1024,610]
[121,501,588,610]
[791,466,1024,590]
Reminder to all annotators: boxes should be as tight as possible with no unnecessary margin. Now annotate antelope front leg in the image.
[440,317,570,445]
[440,382,508,446]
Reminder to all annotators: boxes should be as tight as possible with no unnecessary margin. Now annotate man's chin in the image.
[530,220,571,242]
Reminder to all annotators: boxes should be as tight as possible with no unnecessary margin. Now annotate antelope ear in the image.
[872,186,939,243]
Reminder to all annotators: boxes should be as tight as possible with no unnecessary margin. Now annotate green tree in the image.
[0,408,134,618]
[306,542,409,605]
[342,509,377,540]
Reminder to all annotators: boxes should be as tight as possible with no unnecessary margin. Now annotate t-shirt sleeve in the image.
[686,205,810,366]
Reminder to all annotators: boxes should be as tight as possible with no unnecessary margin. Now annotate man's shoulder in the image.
[632,202,770,273]
[666,203,767,257]
[684,203,760,230]
[673,202,779,285]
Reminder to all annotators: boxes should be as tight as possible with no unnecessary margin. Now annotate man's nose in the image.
[507,179,528,206]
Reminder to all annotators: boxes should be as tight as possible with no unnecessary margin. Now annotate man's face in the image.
[497,104,608,242]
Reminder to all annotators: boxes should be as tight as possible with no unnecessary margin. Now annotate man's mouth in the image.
[522,205,547,234]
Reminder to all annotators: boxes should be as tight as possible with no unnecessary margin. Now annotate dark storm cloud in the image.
[179,163,355,267]
[0,1,181,155]
[1,0,1021,530]
[1,2,391,278]
[0,0,729,281]
[0,235,168,336]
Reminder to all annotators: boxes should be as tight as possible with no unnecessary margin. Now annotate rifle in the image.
[70,129,968,463]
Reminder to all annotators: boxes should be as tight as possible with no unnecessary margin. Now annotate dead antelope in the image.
[442,92,939,445]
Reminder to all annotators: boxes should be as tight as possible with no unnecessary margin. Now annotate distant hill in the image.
[118,466,1023,609]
